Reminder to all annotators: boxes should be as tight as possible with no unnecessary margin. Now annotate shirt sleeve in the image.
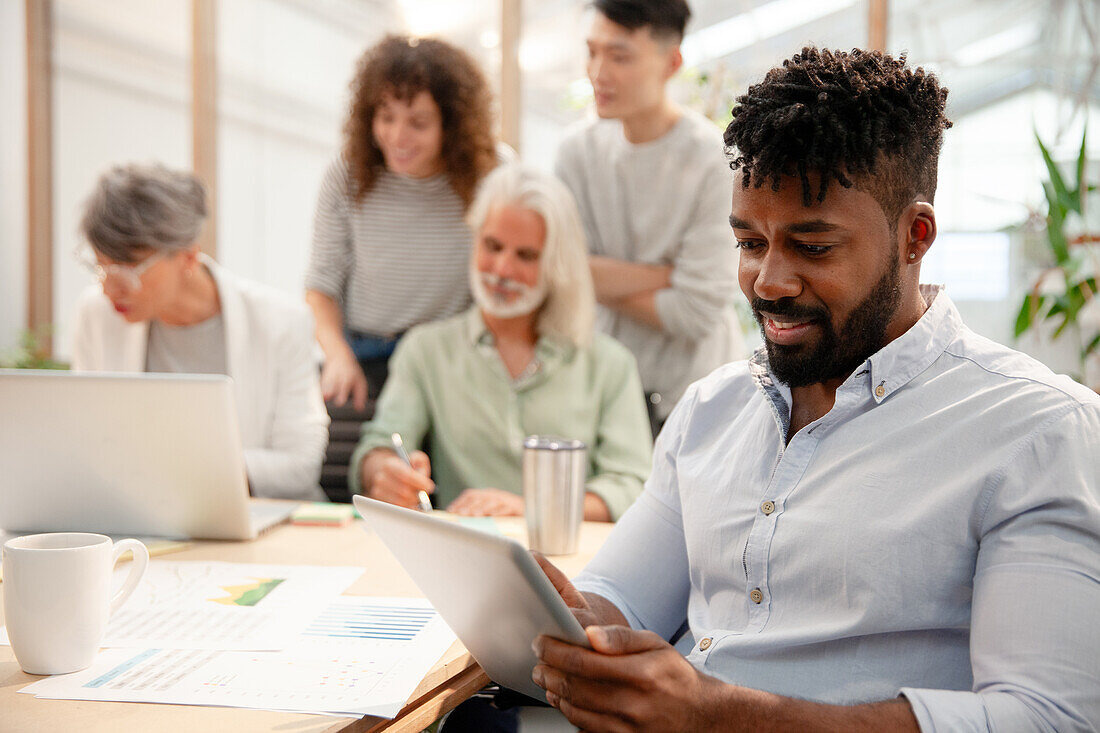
[653,155,740,341]
[901,403,1100,732]
[573,386,695,640]
[583,344,653,521]
[347,332,433,495]
[304,158,353,301]
[243,304,330,500]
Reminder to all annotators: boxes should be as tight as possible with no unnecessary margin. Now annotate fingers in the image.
[587,625,668,656]
[409,450,432,481]
[533,627,711,733]
[534,628,669,681]
[533,631,682,732]
[550,695,627,733]
[533,663,631,720]
[370,456,434,508]
[447,493,485,516]
[445,491,476,515]
[368,481,419,509]
[446,488,523,516]
[320,365,346,406]
[573,608,602,629]
[533,552,590,610]
[320,355,366,410]
[382,456,433,492]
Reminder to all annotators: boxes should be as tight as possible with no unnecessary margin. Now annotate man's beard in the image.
[471,267,547,319]
[753,257,902,388]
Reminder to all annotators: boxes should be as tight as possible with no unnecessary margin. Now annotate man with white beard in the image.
[349,164,653,521]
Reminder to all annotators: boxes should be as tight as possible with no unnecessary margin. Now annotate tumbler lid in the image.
[523,435,586,451]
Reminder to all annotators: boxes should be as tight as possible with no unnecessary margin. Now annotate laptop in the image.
[353,495,589,701]
[0,370,296,540]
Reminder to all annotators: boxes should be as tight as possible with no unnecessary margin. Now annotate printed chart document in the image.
[1,562,364,651]
[21,597,458,718]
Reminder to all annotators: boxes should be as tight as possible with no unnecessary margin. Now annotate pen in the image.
[391,432,433,512]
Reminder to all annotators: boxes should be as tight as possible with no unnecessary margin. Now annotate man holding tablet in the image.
[531,48,1100,732]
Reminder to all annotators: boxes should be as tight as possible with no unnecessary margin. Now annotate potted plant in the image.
[1014,130,1100,390]
[0,327,69,370]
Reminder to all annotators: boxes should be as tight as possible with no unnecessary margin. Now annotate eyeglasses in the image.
[77,250,168,292]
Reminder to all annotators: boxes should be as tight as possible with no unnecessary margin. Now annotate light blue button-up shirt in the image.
[574,286,1100,731]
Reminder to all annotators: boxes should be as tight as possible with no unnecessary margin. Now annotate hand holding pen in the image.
[391,433,434,512]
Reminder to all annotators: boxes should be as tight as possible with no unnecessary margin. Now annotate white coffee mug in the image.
[2,532,148,675]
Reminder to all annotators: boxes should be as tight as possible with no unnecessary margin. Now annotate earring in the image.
[908,252,916,260]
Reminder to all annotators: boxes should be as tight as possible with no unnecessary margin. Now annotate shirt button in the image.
[699,637,712,651]
[750,588,763,604]
[875,384,886,397]
[761,501,775,515]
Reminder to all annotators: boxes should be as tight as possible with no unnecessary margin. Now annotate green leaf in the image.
[1036,132,1077,215]
[1055,286,1083,310]
[1052,318,1070,338]
[1041,181,1060,218]
[1048,287,1088,340]
[1015,293,1037,336]
[1075,128,1088,209]
[1046,220,1071,264]
[1085,332,1100,357]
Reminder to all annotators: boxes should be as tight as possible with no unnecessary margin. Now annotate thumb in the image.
[586,625,667,656]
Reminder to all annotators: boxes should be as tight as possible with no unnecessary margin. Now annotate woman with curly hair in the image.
[305,35,498,410]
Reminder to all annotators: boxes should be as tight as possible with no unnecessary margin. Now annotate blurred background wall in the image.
[4,0,1099,380]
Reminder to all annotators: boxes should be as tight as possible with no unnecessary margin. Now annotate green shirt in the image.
[349,308,652,520]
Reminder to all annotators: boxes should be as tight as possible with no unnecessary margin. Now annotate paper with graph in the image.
[100,561,364,650]
[20,597,457,718]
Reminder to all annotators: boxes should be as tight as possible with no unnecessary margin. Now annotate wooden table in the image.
[1,512,613,733]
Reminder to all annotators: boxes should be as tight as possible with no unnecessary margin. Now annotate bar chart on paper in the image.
[21,597,458,718]
[303,600,438,641]
[103,562,364,650]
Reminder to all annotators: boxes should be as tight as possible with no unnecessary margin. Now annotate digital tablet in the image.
[352,495,590,701]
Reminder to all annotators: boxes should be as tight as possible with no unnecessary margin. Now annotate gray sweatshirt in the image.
[555,108,744,419]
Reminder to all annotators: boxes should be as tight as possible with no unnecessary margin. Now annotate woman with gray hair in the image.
[348,163,652,520]
[70,163,329,501]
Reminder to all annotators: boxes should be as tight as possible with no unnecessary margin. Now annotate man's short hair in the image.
[723,47,952,224]
[592,0,691,43]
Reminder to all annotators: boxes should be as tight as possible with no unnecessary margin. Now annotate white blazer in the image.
[71,255,329,500]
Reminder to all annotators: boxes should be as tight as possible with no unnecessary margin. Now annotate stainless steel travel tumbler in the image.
[522,435,587,555]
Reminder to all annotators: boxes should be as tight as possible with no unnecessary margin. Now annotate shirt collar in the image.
[464,306,493,347]
[463,307,569,384]
[866,284,960,403]
[751,284,961,405]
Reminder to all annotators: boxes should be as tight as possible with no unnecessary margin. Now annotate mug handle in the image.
[109,539,149,615]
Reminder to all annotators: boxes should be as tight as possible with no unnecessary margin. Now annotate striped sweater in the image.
[305,157,473,337]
